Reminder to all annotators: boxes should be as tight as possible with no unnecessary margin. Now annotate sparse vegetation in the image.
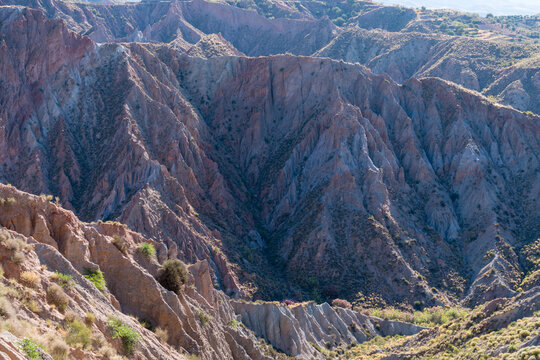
[365,306,468,327]
[198,309,210,326]
[50,272,74,289]
[107,317,140,355]
[347,303,540,360]
[156,259,187,294]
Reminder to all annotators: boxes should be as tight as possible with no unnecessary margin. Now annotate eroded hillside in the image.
[0,5,539,308]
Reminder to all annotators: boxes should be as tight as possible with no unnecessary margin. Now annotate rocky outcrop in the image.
[232,300,425,359]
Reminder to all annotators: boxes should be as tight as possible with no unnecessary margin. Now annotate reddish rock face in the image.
[0,5,539,308]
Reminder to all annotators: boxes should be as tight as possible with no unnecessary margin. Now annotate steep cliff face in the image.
[0,183,278,360]
[1,5,539,308]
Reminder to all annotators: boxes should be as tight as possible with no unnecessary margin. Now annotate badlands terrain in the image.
[0,0,538,359]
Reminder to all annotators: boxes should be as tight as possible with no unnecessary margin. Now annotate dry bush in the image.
[91,331,107,349]
[1,232,25,251]
[22,298,42,313]
[46,283,69,312]
[98,345,118,359]
[0,297,15,319]
[12,251,25,265]
[155,327,168,344]
[85,312,95,325]
[1,318,34,338]
[47,337,69,360]
[19,271,40,289]
[0,231,28,265]
[112,235,127,255]
[65,318,92,349]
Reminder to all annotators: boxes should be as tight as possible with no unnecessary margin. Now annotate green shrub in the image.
[228,319,239,329]
[156,260,187,294]
[107,317,140,355]
[66,318,92,348]
[137,243,156,258]
[19,338,43,360]
[83,269,106,293]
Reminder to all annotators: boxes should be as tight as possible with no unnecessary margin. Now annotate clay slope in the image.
[1,5,539,308]
[0,183,278,360]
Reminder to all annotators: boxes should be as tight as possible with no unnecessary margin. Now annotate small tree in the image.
[156,260,187,294]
